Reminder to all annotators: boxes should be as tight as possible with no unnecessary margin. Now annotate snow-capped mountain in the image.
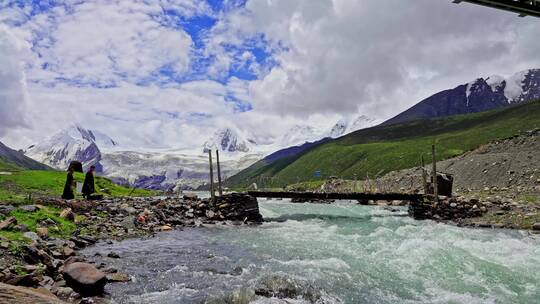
[25,114,381,190]
[328,115,379,138]
[101,151,262,190]
[384,68,540,125]
[279,125,323,147]
[202,128,255,153]
[25,124,263,190]
[25,124,114,171]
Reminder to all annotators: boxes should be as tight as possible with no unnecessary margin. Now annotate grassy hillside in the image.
[0,141,51,171]
[0,159,22,171]
[0,170,156,203]
[229,100,540,188]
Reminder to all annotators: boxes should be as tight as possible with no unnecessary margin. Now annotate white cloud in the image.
[211,0,540,119]
[0,25,30,137]
[25,1,194,85]
[2,0,540,152]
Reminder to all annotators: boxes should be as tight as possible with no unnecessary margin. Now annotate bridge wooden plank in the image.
[247,191,423,202]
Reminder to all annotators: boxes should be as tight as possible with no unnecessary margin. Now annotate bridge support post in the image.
[421,155,428,195]
[208,150,215,202]
[216,149,223,196]
[432,145,438,202]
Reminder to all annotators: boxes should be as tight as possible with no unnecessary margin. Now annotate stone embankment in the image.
[409,195,540,231]
[0,193,263,303]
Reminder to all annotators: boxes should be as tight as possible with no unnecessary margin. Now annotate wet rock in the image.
[532,223,540,231]
[62,262,106,296]
[205,210,216,219]
[63,247,75,258]
[183,193,198,200]
[230,266,243,276]
[107,252,120,259]
[101,267,117,274]
[55,286,74,298]
[254,275,323,302]
[159,225,172,231]
[105,273,130,282]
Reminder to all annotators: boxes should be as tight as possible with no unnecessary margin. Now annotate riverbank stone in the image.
[62,262,106,296]
[0,217,17,230]
[0,205,15,215]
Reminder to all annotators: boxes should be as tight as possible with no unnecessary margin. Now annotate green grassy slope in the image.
[0,170,156,203]
[0,159,22,171]
[0,141,51,171]
[229,100,540,188]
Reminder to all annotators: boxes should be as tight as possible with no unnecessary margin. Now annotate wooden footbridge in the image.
[248,191,424,203]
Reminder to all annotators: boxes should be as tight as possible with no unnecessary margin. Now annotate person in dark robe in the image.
[82,165,96,199]
[61,166,75,200]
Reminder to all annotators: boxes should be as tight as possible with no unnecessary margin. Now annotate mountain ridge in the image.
[384,69,540,125]
[0,140,51,171]
[228,99,540,188]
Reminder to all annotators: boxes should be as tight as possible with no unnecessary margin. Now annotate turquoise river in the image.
[83,199,540,304]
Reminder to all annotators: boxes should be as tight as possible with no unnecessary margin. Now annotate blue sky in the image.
[2,0,276,112]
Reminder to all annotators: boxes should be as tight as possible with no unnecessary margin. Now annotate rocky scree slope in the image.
[378,129,540,197]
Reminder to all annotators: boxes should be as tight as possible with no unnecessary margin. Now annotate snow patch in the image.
[485,75,504,92]
[203,127,254,153]
[328,115,379,138]
[504,70,528,103]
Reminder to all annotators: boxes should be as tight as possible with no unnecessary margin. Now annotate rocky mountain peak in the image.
[384,68,540,125]
[25,125,117,171]
[203,127,252,153]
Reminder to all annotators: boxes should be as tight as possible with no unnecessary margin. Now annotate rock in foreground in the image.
[0,282,65,304]
[62,262,106,296]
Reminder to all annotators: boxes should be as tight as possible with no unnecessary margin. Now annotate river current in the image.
[83,199,540,304]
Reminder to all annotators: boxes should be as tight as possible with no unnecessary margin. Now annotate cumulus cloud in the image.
[0,26,30,137]
[211,0,540,118]
[26,1,194,85]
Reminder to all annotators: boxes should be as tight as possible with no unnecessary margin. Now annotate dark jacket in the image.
[82,171,95,197]
[62,172,75,199]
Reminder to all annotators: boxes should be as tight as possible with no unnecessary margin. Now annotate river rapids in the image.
[83,199,540,304]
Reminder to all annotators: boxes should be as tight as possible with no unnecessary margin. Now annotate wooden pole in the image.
[431,145,438,201]
[421,155,428,194]
[208,150,215,202]
[215,149,223,196]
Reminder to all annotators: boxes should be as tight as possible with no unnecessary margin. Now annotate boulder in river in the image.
[62,262,106,296]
